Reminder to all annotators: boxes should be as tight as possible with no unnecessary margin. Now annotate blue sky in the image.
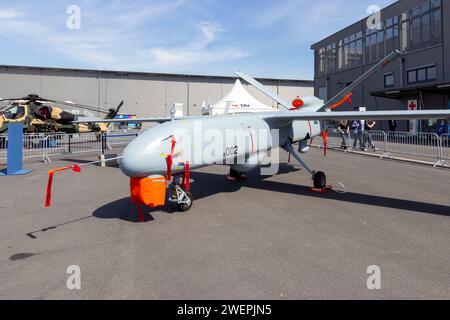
[0,0,396,79]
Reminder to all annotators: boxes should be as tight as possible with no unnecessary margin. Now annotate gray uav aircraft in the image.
[72,51,450,211]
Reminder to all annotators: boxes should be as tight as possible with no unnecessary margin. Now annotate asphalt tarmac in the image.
[0,149,449,299]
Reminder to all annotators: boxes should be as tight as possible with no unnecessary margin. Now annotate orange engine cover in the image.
[130,176,167,208]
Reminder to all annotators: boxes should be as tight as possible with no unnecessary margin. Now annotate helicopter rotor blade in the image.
[0,98,28,102]
[42,98,112,115]
[111,100,124,118]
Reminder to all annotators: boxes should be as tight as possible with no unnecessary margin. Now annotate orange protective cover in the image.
[130,176,167,207]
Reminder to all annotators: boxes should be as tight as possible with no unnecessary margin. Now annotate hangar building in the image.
[311,0,449,132]
[0,65,313,117]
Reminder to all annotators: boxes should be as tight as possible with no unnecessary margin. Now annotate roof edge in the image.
[0,64,313,84]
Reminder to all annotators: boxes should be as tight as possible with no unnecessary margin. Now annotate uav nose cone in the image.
[120,149,148,177]
[119,132,167,177]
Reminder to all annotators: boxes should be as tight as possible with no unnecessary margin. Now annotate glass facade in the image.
[316,0,442,76]
[407,65,437,84]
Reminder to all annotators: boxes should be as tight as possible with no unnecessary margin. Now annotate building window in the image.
[314,0,441,77]
[401,12,409,50]
[417,68,427,82]
[407,70,417,83]
[326,43,337,73]
[365,28,380,63]
[317,44,338,75]
[407,65,437,84]
[427,65,437,80]
[338,31,363,69]
[318,48,326,74]
[409,0,442,50]
[384,73,394,88]
[318,86,328,101]
[386,15,400,53]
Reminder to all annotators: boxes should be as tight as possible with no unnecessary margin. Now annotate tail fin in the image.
[236,50,403,113]
[318,50,402,112]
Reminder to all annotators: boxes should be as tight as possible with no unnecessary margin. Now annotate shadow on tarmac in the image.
[93,163,450,222]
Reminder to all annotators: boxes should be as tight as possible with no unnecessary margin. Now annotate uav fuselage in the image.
[119,113,321,178]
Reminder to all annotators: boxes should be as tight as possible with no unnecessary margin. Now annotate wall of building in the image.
[311,0,448,131]
[0,66,313,117]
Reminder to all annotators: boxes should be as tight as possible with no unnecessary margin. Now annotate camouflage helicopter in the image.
[0,94,124,134]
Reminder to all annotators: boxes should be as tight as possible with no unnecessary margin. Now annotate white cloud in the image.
[148,46,248,69]
[0,8,23,19]
[253,0,306,27]
[252,0,397,42]
[0,2,249,73]
[121,23,249,70]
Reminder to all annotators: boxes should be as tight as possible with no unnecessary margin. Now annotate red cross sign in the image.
[408,99,418,111]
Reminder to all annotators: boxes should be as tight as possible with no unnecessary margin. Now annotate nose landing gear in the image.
[168,175,193,212]
[167,162,194,212]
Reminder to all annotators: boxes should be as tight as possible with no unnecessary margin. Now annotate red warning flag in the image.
[330,93,353,110]
[45,164,81,208]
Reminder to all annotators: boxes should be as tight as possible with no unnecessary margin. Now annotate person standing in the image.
[388,120,397,132]
[363,120,377,151]
[437,120,446,136]
[338,120,350,149]
[352,119,365,150]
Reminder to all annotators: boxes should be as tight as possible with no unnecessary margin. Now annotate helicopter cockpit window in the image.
[3,106,25,120]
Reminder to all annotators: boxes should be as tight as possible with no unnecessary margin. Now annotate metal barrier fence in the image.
[1,131,140,164]
[325,130,386,153]
[0,135,6,161]
[439,136,450,164]
[1,133,57,162]
[67,133,103,155]
[385,132,440,161]
[322,129,450,168]
[1,129,448,167]
[106,132,140,148]
[42,133,70,163]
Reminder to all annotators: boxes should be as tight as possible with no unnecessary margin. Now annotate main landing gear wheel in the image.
[313,171,327,189]
[227,168,246,181]
[177,191,193,212]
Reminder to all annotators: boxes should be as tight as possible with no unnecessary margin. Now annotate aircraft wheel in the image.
[313,171,327,189]
[228,168,247,181]
[230,168,243,179]
[177,191,193,212]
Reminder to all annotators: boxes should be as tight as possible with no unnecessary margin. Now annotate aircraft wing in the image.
[74,116,176,124]
[260,110,450,126]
